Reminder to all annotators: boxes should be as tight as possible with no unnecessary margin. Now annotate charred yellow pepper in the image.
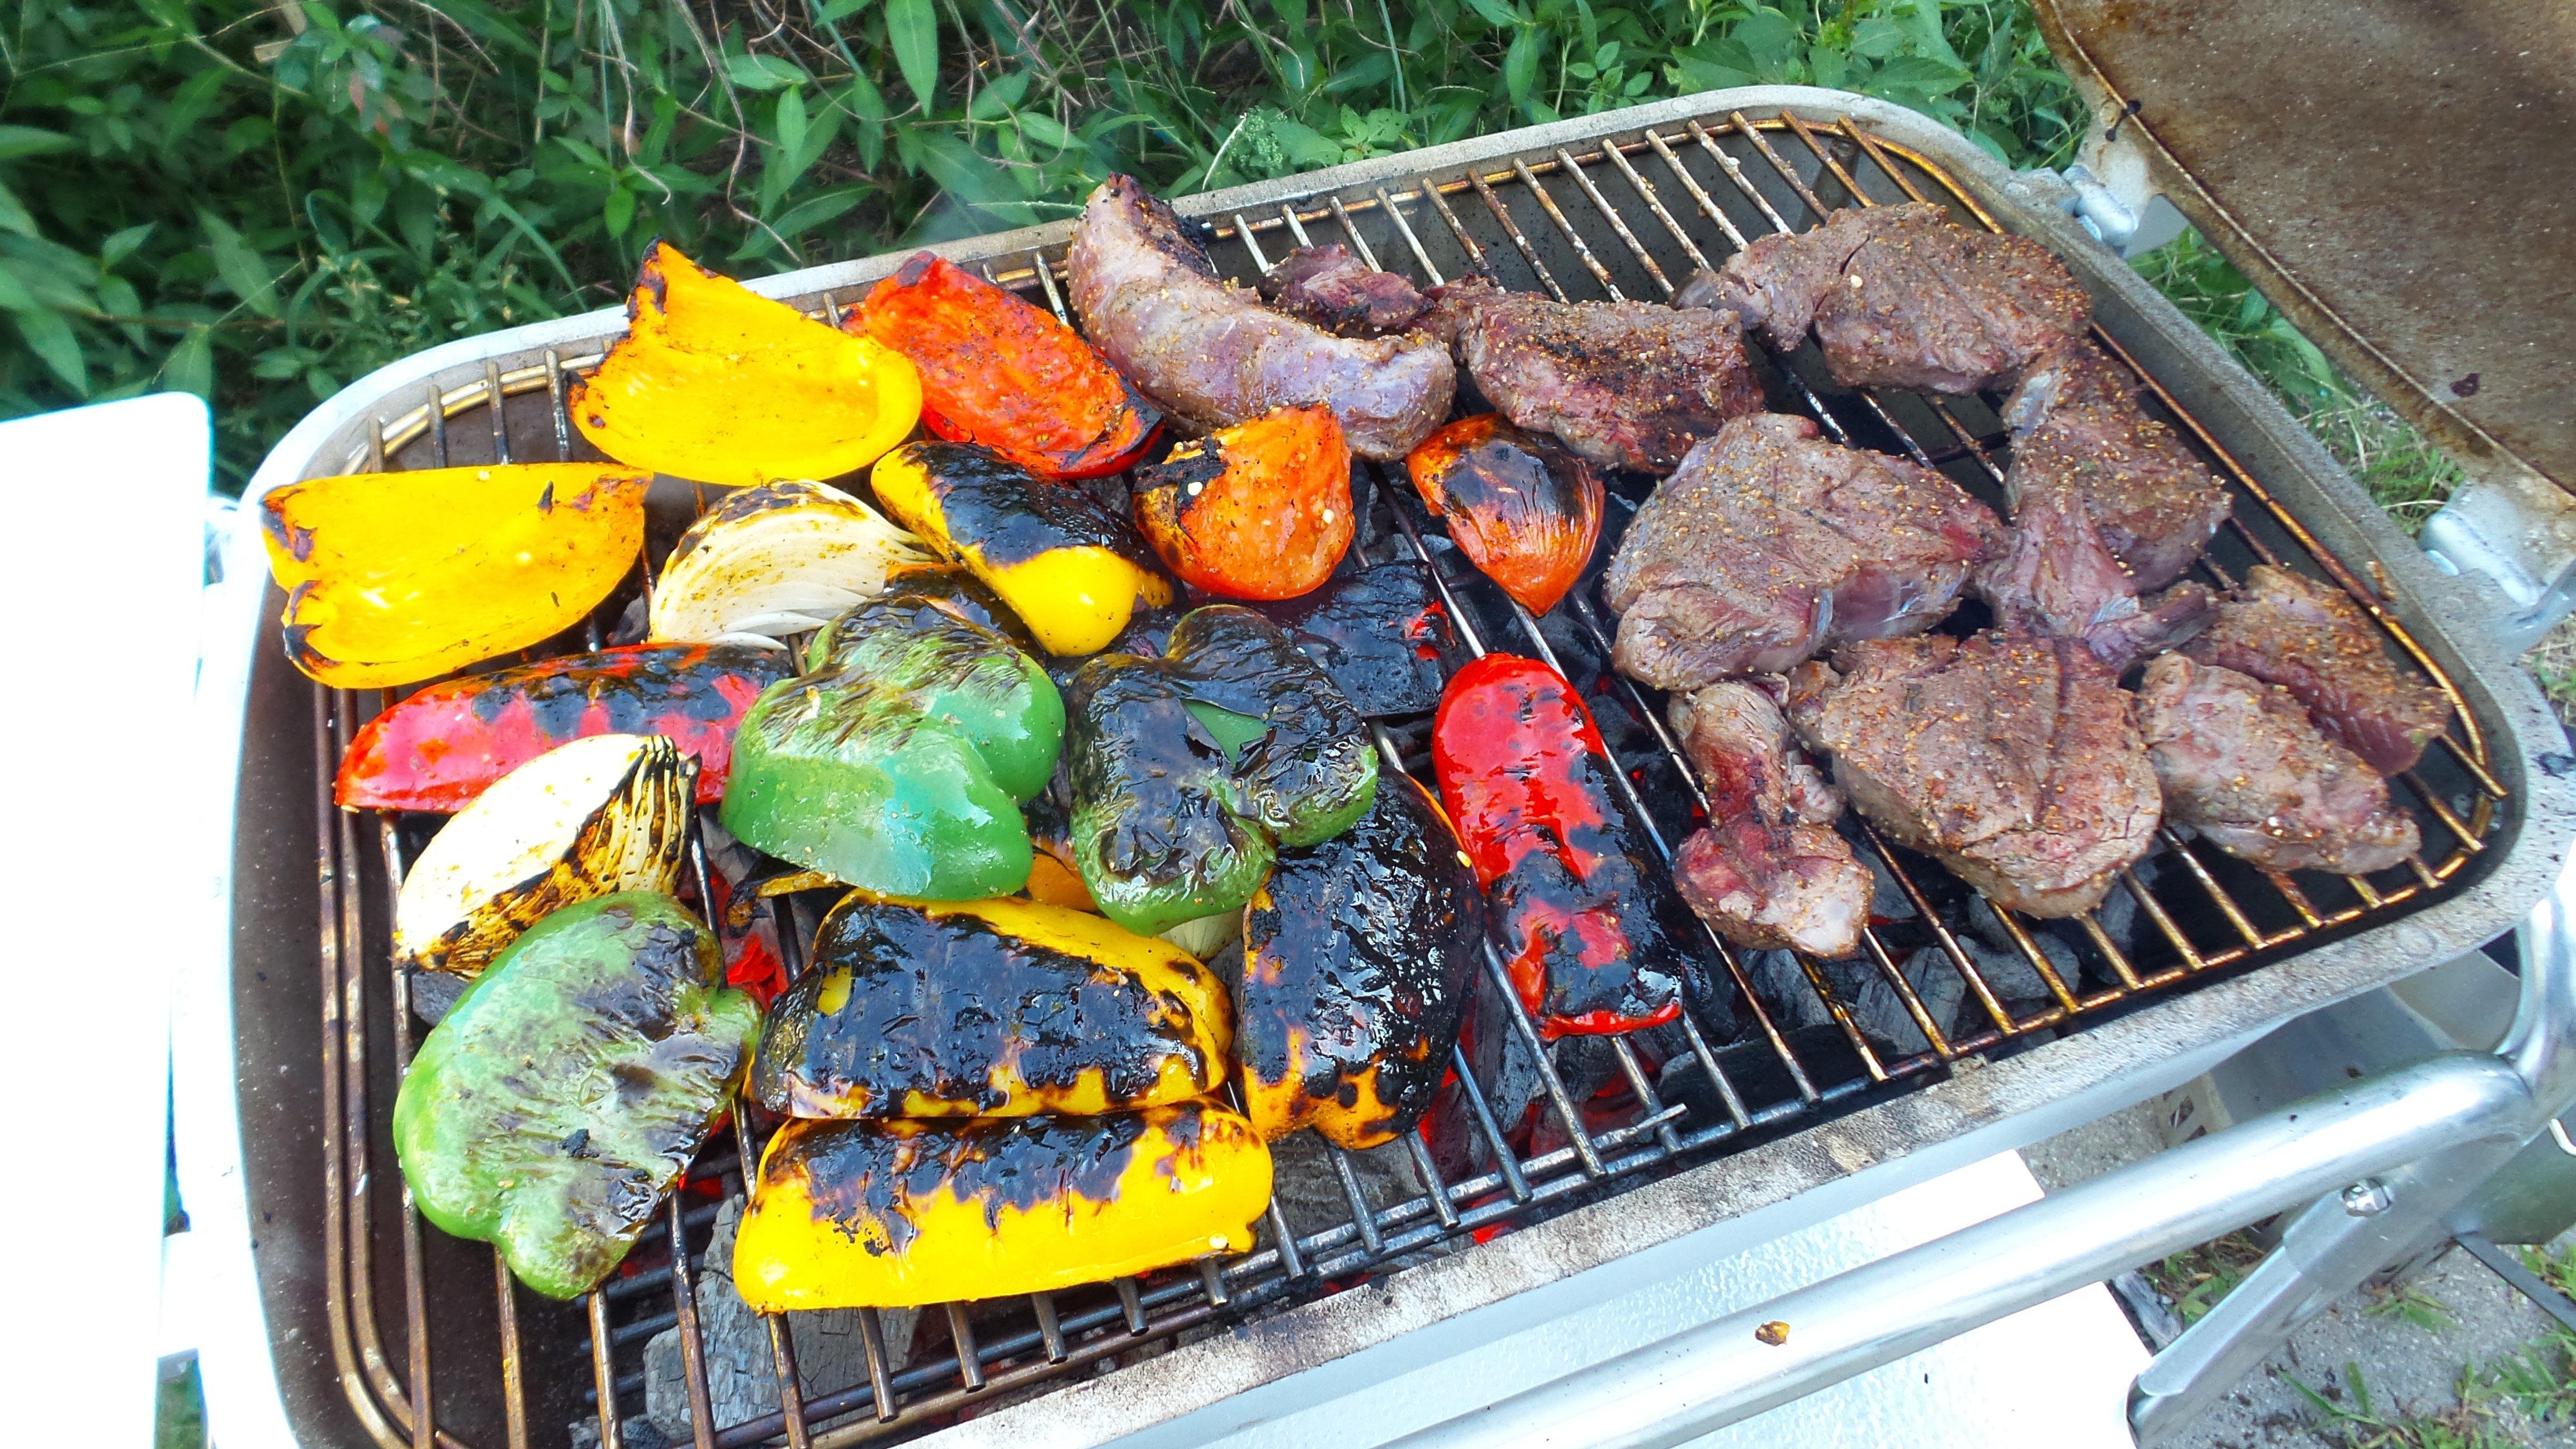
[750,893,1230,1119]
[261,463,647,688]
[570,242,922,487]
[870,441,1173,656]
[733,1102,1271,1310]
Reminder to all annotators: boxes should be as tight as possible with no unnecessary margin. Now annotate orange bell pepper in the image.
[1132,404,1353,600]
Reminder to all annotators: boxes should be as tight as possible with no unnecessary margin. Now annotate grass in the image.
[2143,1229,2271,1328]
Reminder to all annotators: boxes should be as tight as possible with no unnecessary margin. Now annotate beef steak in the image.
[2001,338,2231,591]
[1669,681,1872,959]
[1427,276,1764,473]
[2182,564,2451,775]
[1604,413,2001,692]
[2133,654,2419,876]
[1786,631,2161,917]
[1677,202,2090,394]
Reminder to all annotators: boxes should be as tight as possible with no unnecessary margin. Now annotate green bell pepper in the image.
[1066,605,1377,935]
[723,592,1064,899]
[392,892,757,1300]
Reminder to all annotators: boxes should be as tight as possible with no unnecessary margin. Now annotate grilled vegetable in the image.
[851,252,1159,479]
[647,479,930,647]
[752,893,1229,1118]
[1240,775,1484,1148]
[394,893,757,1300]
[260,463,647,688]
[569,243,921,487]
[1249,560,1456,717]
[1432,655,1690,1036]
[394,735,694,977]
[1406,415,1607,617]
[733,1102,1271,1311]
[721,600,1062,900]
[1131,405,1353,600]
[1067,606,1379,935]
[870,441,1173,657]
[882,561,1044,656]
[338,645,792,811]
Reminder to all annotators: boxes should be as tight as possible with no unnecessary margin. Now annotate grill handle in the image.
[1385,853,2576,1449]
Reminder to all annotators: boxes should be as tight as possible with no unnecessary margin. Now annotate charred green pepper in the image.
[721,593,1063,901]
[1066,606,1379,935]
[392,893,758,1299]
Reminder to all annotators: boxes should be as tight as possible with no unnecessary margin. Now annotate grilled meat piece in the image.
[1256,243,1431,336]
[2001,338,2231,590]
[1426,276,1764,473]
[2133,655,2420,876]
[1603,413,2002,692]
[2182,565,2451,775]
[1977,477,2213,672]
[1786,631,2161,917]
[1067,177,1455,460]
[1669,681,1872,959]
[1678,203,2090,394]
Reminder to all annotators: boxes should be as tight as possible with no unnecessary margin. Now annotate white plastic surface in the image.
[1171,1152,2151,1449]
[0,395,214,1445]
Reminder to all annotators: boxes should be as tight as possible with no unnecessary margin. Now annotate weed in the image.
[2144,1229,2270,1327]
[2282,1362,2515,1449]
[2364,1278,2461,1336]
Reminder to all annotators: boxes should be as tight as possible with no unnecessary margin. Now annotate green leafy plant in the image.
[2363,1278,2461,1335]
[2281,1362,2512,1449]
[2144,1229,2269,1327]
[0,0,2091,486]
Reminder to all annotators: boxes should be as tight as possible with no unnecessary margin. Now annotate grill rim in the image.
[191,82,2575,1449]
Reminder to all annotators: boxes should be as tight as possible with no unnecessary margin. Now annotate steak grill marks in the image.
[306,114,2504,1449]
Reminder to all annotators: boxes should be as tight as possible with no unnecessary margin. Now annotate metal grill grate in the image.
[304,111,2506,1449]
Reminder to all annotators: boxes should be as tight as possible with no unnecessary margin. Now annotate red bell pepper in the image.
[1431,654,1689,1037]
[338,644,794,811]
[851,253,1159,480]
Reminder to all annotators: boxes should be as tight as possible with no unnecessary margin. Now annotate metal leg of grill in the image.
[1382,851,2576,1449]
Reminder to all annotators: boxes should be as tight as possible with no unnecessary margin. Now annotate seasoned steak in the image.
[1257,243,1429,336]
[1670,681,1872,960]
[1977,475,2213,672]
[2183,565,2452,775]
[1426,276,1764,473]
[2001,338,2231,590]
[1604,413,2001,692]
[2134,655,2419,876]
[1067,176,1455,459]
[1786,631,2161,917]
[1677,202,2090,394]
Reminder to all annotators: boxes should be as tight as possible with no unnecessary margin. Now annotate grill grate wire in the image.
[302,111,2507,1449]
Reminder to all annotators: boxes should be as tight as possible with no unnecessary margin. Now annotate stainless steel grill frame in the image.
[187,85,2576,1449]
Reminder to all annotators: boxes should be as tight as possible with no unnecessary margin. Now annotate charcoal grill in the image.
[184,84,2576,1449]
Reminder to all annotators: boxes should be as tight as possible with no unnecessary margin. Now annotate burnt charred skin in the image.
[337,645,793,811]
[878,561,1044,656]
[871,441,1175,657]
[1432,654,1693,1037]
[732,1102,1272,1310]
[751,893,1230,1118]
[1240,775,1485,1148]
[1248,560,1456,718]
[1405,415,1607,618]
[1066,607,1380,935]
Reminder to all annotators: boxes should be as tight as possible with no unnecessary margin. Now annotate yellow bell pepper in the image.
[733,1101,1271,1310]
[569,242,922,487]
[751,893,1231,1119]
[261,463,647,688]
[870,441,1173,656]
